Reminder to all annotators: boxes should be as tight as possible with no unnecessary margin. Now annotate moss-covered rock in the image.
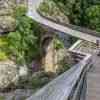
[0,0,16,33]
[0,9,14,16]
[0,16,16,33]
[0,60,18,89]
[38,0,69,24]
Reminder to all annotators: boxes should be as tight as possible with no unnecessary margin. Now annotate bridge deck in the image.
[86,55,100,100]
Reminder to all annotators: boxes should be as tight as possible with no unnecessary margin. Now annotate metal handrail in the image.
[26,40,92,100]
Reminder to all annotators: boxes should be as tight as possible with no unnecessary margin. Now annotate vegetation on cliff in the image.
[38,0,100,32]
[0,0,16,33]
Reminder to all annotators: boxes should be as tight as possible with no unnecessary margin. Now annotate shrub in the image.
[8,5,42,64]
[86,5,100,32]
[0,36,9,61]
[54,38,64,50]
[15,4,27,17]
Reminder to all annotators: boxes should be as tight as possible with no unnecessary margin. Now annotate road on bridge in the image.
[27,0,100,44]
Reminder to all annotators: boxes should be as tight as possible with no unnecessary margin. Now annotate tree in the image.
[85,5,100,32]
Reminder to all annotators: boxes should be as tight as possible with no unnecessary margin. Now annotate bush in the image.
[15,4,27,17]
[7,5,42,64]
[0,96,5,100]
[86,5,100,32]
[54,38,64,50]
[17,71,50,89]
[0,36,9,61]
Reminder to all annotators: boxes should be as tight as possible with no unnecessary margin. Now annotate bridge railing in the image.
[26,40,92,100]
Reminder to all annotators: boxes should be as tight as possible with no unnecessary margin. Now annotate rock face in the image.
[42,37,74,73]
[0,16,15,33]
[0,60,18,89]
[55,48,75,70]
[0,0,16,33]
[43,39,55,73]
[38,0,69,25]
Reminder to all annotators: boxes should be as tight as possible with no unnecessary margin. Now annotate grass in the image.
[0,96,5,100]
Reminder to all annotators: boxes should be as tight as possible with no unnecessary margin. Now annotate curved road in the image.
[27,0,100,43]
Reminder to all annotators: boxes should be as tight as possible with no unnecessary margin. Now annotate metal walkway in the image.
[86,55,100,100]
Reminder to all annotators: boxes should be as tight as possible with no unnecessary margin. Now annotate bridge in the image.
[27,0,100,44]
[26,0,100,100]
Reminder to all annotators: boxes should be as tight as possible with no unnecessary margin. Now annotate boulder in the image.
[0,60,18,89]
[0,16,16,33]
[38,0,69,24]
[55,48,75,67]
[0,0,16,33]
[52,48,75,74]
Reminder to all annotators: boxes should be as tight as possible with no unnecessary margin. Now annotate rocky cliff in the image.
[0,0,16,33]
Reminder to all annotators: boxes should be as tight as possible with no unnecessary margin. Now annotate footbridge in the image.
[26,0,100,100]
[27,0,100,44]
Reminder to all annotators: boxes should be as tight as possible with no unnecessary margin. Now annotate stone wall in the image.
[0,0,16,33]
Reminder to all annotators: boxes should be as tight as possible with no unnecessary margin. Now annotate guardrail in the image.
[69,40,92,100]
[26,40,92,100]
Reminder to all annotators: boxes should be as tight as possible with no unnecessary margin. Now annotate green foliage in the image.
[0,52,8,60]
[53,0,76,16]
[8,5,42,64]
[52,0,100,32]
[0,36,9,61]
[39,1,50,14]
[30,72,50,89]
[18,71,50,89]
[31,76,49,88]
[15,4,27,17]
[54,38,64,50]
[38,0,69,24]
[58,64,70,74]
[57,56,71,74]
[0,96,5,100]
[12,96,26,100]
[86,5,100,32]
